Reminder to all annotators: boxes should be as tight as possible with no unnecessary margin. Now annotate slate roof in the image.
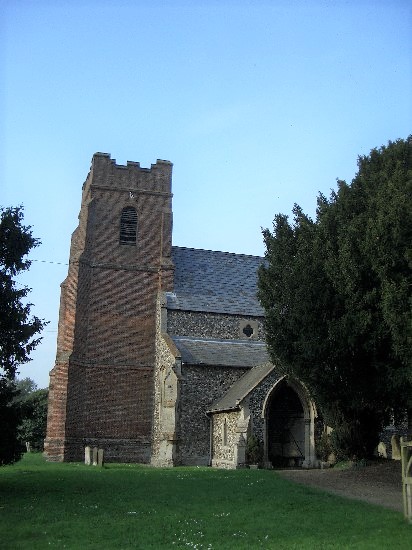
[166,246,265,316]
[171,336,269,368]
[208,362,275,413]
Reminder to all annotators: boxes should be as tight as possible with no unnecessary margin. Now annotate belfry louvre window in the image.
[120,207,137,245]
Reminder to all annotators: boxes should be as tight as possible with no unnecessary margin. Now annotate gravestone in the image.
[377,441,387,459]
[98,448,104,467]
[391,434,401,460]
[84,446,91,465]
[92,447,98,466]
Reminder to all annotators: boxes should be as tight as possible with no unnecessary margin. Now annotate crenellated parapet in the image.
[82,152,173,197]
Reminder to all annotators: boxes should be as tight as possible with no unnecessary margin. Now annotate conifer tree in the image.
[0,206,46,464]
[258,137,412,459]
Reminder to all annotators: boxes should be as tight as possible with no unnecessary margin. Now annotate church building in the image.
[45,153,318,468]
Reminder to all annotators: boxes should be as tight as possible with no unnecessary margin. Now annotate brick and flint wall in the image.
[167,308,264,465]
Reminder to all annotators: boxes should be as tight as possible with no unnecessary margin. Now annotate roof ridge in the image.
[172,245,263,260]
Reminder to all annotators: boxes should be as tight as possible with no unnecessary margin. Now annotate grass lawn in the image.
[0,454,411,549]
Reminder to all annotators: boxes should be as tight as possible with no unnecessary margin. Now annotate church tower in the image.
[45,153,174,462]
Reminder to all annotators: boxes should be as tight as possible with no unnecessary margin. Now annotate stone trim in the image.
[239,319,259,340]
[152,295,181,467]
[91,184,172,198]
[77,259,174,273]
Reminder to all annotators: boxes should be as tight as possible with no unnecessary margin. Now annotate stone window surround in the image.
[239,319,258,340]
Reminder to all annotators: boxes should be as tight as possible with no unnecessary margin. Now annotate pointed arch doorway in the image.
[263,378,317,468]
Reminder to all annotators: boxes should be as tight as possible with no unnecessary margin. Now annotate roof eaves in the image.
[206,403,241,415]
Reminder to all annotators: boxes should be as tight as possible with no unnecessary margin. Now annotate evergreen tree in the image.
[0,206,46,464]
[258,137,412,459]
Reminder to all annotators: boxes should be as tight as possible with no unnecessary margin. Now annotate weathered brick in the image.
[45,154,173,462]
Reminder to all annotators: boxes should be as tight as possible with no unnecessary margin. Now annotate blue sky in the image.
[2,0,411,388]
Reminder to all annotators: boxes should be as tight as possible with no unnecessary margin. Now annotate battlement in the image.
[93,152,172,171]
[82,152,173,195]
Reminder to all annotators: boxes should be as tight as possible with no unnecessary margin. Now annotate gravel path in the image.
[277,459,403,512]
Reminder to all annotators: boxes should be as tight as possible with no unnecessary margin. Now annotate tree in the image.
[14,378,48,452]
[0,379,21,465]
[0,206,46,464]
[258,137,412,459]
[13,376,37,398]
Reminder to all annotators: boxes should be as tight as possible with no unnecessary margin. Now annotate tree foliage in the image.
[14,378,48,452]
[0,206,46,464]
[0,206,45,378]
[258,137,412,459]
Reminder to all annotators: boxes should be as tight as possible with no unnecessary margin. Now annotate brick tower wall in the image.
[45,153,174,462]
[44,175,90,461]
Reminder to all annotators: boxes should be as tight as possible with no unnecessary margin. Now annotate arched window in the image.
[120,207,137,245]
